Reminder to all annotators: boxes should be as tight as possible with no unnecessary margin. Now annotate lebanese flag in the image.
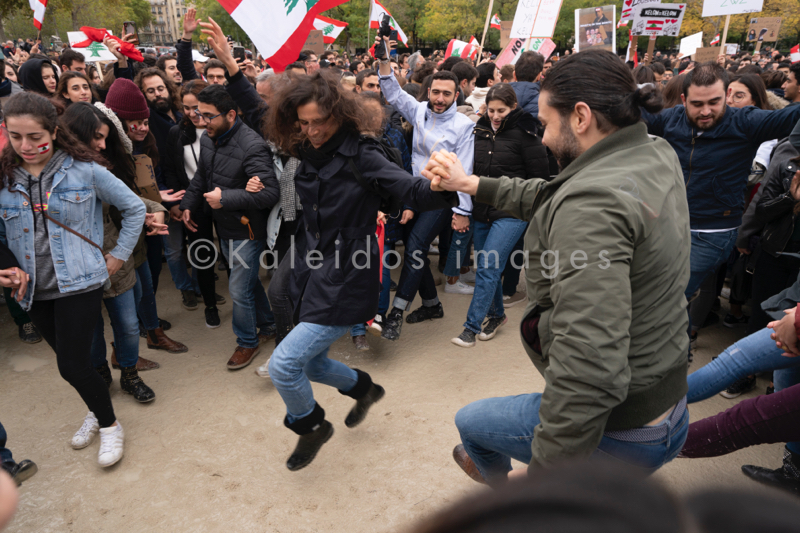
[490,13,501,30]
[445,39,475,60]
[216,0,348,72]
[314,15,347,44]
[369,0,408,45]
[646,20,663,32]
[791,44,800,64]
[710,33,720,45]
[29,0,46,30]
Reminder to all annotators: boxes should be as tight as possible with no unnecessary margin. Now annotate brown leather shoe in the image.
[111,348,160,371]
[227,346,260,370]
[453,444,487,484]
[146,328,188,354]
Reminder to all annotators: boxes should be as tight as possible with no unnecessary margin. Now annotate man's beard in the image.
[550,118,583,171]
[207,118,232,139]
[687,108,724,131]
[151,96,172,113]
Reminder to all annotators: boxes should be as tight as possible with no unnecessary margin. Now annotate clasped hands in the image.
[421,150,480,196]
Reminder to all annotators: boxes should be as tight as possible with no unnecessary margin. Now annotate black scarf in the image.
[297,128,350,170]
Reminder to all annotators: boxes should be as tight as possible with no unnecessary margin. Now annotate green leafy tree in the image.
[0,0,27,42]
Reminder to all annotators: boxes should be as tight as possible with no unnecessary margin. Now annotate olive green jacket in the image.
[475,122,690,469]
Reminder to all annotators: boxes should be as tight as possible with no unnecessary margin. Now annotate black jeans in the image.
[748,250,800,335]
[186,212,218,309]
[27,288,116,428]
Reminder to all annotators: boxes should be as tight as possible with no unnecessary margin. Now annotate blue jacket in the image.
[642,104,800,230]
[510,81,540,120]
[0,158,146,310]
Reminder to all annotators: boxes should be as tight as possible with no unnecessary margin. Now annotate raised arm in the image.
[176,7,201,82]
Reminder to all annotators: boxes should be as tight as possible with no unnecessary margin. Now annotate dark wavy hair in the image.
[541,49,663,133]
[0,92,107,189]
[729,73,770,110]
[180,79,209,127]
[61,102,137,191]
[485,83,518,108]
[266,69,371,157]
[133,66,181,111]
[54,71,99,107]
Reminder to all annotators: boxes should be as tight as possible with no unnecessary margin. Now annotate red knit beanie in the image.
[104,78,150,121]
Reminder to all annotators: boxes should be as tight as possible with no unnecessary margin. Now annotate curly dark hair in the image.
[266,69,372,157]
[0,92,107,189]
[133,67,181,112]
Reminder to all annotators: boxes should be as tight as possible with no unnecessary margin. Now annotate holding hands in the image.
[421,150,480,196]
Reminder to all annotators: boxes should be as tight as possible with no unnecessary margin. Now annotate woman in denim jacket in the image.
[0,93,145,468]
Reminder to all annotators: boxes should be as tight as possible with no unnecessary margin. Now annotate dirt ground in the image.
[0,263,790,533]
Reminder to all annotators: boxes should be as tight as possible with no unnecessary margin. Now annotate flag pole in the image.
[477,0,494,65]
[366,0,372,50]
[719,14,731,55]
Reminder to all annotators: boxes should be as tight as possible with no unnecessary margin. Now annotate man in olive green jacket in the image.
[423,50,691,483]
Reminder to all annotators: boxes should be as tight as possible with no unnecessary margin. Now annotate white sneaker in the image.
[367,314,384,336]
[459,269,476,283]
[445,280,474,295]
[255,357,271,379]
[720,287,731,299]
[98,422,124,467]
[71,411,99,450]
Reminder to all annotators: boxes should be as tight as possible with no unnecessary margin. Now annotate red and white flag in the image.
[37,143,50,154]
[490,13,501,30]
[29,0,46,30]
[710,33,720,45]
[369,0,408,45]
[791,44,800,64]
[215,0,348,72]
[445,38,477,60]
[313,15,347,44]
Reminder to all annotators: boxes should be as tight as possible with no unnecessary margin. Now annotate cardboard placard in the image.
[693,46,721,63]
[133,154,162,203]
[726,43,739,55]
[303,30,324,56]
[747,17,781,42]
[678,31,703,58]
[500,21,513,49]
[510,0,565,39]
[575,5,616,53]
[630,4,686,37]
[702,0,763,17]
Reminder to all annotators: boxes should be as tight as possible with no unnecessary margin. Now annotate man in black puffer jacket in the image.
[180,84,280,371]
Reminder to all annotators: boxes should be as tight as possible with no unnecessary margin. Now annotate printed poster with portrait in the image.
[575,5,616,53]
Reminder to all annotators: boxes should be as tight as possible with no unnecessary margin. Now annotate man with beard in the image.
[376,36,475,342]
[157,54,183,85]
[641,62,800,359]
[421,49,691,484]
[180,84,279,370]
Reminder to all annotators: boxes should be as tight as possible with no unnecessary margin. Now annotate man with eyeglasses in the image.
[641,62,800,362]
[180,84,280,370]
[299,49,319,73]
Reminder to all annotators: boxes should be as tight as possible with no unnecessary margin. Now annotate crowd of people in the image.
[1,9,800,525]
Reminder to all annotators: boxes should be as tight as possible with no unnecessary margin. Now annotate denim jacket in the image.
[0,157,146,310]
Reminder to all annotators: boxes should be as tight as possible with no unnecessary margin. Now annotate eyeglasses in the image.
[730,91,749,103]
[193,109,222,122]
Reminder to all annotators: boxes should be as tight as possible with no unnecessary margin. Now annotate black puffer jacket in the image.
[471,108,549,223]
[180,119,279,240]
[753,155,800,257]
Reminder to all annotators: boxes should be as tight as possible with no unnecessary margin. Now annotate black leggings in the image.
[186,212,218,309]
[27,288,116,428]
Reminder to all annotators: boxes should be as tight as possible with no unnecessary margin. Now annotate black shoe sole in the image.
[286,424,334,471]
[13,461,38,486]
[19,336,43,344]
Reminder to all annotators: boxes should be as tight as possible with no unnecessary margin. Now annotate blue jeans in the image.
[0,421,12,465]
[687,326,800,455]
[377,260,392,315]
[163,218,198,293]
[351,323,366,337]
[443,216,473,278]
[465,219,528,334]
[221,239,274,349]
[268,322,358,422]
[502,231,526,296]
[91,287,140,368]
[455,393,688,482]
[393,208,451,311]
[135,261,160,331]
[685,230,738,300]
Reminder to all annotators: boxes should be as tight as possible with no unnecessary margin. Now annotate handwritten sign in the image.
[303,30,324,56]
[746,17,781,42]
[510,0,565,39]
[620,0,659,23]
[630,4,686,37]
[678,31,703,58]
[500,21,513,49]
[702,0,763,18]
[694,46,721,63]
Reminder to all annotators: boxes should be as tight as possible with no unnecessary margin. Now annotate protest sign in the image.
[678,31,703,58]
[510,0,564,39]
[575,5,615,53]
[702,0,763,17]
[630,4,685,37]
[500,21,513,49]
[726,43,739,55]
[746,17,781,42]
[620,0,659,23]
[303,30,324,56]
[694,46,721,63]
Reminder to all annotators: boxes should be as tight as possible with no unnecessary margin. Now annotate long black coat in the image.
[180,119,279,240]
[162,121,197,193]
[471,108,549,223]
[290,134,457,326]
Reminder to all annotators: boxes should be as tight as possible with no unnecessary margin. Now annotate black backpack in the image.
[348,134,405,217]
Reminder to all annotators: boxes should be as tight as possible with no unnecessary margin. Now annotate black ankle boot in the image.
[284,403,333,471]
[742,447,800,494]
[95,362,112,388]
[119,365,156,403]
[340,369,385,428]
